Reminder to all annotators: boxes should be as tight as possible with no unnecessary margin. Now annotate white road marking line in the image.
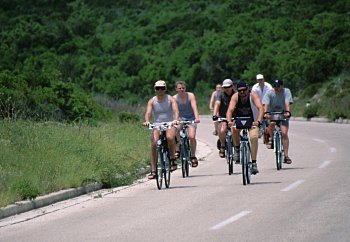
[313,138,325,143]
[281,180,305,192]
[319,160,332,168]
[210,210,251,230]
[330,147,336,153]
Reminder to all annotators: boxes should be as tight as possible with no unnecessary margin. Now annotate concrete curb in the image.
[0,183,102,220]
[0,140,212,220]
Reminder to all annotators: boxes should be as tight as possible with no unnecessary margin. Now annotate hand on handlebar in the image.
[143,121,150,127]
[284,111,291,118]
[263,112,270,119]
[212,115,218,121]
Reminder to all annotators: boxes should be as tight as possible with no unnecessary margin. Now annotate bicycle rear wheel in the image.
[226,136,234,175]
[155,148,163,190]
[164,152,171,188]
[275,132,282,170]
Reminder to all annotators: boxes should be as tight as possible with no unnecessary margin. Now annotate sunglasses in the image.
[155,86,166,91]
[238,88,248,94]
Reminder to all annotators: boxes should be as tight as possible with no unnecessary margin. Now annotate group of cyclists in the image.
[143,74,293,179]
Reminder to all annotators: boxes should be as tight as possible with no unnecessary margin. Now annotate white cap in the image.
[154,80,166,87]
[222,79,233,87]
[256,74,264,80]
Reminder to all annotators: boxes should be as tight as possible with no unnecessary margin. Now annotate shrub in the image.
[303,103,319,119]
[12,179,40,200]
[118,112,140,123]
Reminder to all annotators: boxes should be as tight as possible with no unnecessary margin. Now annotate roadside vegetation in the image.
[0,114,149,208]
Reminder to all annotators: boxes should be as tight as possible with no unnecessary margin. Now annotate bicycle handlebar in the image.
[215,117,235,123]
[178,120,197,125]
[147,122,173,130]
[264,111,290,121]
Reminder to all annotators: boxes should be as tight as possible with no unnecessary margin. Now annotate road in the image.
[1,116,350,242]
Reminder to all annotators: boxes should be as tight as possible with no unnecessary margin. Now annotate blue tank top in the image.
[175,93,195,121]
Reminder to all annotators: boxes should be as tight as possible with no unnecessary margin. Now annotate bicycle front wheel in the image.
[246,143,251,184]
[226,136,234,175]
[181,139,190,178]
[164,152,171,188]
[155,147,163,190]
[241,143,251,185]
[275,132,282,170]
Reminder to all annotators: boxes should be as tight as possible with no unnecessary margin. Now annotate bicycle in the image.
[265,111,288,170]
[178,120,196,178]
[216,118,235,175]
[148,122,172,190]
[232,116,254,185]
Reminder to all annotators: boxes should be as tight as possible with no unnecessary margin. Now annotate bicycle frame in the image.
[232,116,254,185]
[267,112,286,170]
[178,120,195,178]
[217,118,235,175]
[239,128,251,185]
[149,122,172,190]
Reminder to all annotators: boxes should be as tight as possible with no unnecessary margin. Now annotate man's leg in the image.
[232,127,241,163]
[281,124,292,164]
[149,129,160,179]
[166,127,178,170]
[249,127,259,174]
[188,125,198,167]
[267,122,275,149]
[218,122,227,157]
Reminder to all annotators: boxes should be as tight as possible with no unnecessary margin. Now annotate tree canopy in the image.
[0,0,349,120]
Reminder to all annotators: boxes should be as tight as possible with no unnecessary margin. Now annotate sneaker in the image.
[234,148,240,164]
[251,163,259,175]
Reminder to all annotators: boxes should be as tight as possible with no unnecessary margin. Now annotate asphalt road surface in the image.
[1,116,350,242]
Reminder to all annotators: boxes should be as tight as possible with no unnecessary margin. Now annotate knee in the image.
[282,132,288,139]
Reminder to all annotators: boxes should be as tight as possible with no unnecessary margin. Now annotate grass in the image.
[0,118,150,208]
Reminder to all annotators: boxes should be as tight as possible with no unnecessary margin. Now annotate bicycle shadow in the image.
[168,185,198,189]
[249,181,282,185]
[187,173,231,178]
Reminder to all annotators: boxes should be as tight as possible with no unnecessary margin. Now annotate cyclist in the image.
[226,81,264,174]
[143,80,179,179]
[212,79,236,158]
[251,74,273,139]
[251,74,273,101]
[209,83,222,136]
[173,81,200,167]
[263,79,293,164]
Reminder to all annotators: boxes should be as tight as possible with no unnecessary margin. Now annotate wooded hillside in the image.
[1,0,349,120]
